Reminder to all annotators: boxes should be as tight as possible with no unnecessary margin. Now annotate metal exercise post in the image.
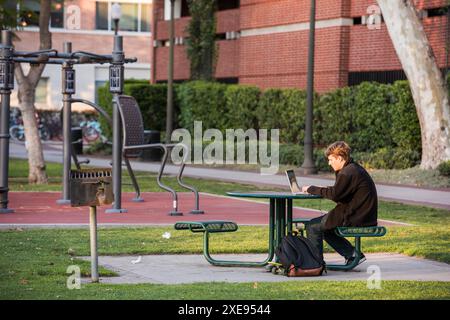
[0,30,14,213]
[106,35,126,213]
[174,142,204,214]
[57,42,75,204]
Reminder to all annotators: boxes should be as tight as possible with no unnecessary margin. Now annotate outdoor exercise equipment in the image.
[0,29,138,213]
[0,29,204,215]
[116,95,204,215]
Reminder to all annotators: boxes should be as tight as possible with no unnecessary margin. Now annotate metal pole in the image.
[300,0,318,175]
[0,30,14,213]
[165,0,175,144]
[106,35,127,213]
[446,8,450,75]
[57,42,73,204]
[89,206,99,283]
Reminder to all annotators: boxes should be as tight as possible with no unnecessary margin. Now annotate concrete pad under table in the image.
[82,253,450,284]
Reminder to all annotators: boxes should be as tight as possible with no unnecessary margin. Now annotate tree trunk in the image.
[21,96,47,183]
[377,0,450,169]
[13,0,51,183]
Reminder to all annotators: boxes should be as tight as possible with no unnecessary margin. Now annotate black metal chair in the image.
[116,95,204,215]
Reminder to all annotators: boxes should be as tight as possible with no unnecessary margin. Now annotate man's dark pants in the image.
[306,215,355,260]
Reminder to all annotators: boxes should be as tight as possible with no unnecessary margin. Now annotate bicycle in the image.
[9,121,51,142]
[80,120,102,142]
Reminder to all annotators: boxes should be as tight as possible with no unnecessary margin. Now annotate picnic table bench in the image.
[174,220,272,267]
[293,217,387,271]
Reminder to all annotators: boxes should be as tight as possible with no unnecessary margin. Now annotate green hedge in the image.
[438,160,450,177]
[97,82,178,140]
[256,88,313,144]
[390,81,421,150]
[350,82,393,152]
[224,84,260,131]
[96,80,426,170]
[314,86,353,147]
[177,81,228,132]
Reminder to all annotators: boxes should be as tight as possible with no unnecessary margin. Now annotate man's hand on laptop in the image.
[301,186,310,193]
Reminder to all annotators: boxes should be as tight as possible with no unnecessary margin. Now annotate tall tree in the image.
[14,0,51,183]
[186,0,218,81]
[377,0,450,169]
[0,0,19,30]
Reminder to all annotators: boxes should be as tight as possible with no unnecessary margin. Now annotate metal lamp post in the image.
[106,2,127,213]
[57,42,75,205]
[166,0,175,144]
[112,2,121,36]
[300,0,318,175]
[0,30,15,213]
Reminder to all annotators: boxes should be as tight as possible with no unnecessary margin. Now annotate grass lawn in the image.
[1,159,449,300]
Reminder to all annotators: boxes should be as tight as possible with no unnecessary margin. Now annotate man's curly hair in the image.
[325,141,351,162]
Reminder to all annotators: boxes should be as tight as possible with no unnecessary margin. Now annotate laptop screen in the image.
[285,169,301,193]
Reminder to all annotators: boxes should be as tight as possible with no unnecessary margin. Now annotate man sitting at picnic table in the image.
[301,141,378,266]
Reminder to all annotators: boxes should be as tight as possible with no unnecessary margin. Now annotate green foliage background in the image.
[96,79,446,170]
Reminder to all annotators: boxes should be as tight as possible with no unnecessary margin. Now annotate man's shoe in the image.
[345,253,366,266]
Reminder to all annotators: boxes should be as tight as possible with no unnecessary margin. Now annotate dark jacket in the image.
[307,159,378,230]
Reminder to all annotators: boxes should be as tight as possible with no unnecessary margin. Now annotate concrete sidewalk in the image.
[83,253,450,284]
[9,140,450,210]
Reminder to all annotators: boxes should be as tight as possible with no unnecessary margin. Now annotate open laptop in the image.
[285,169,307,194]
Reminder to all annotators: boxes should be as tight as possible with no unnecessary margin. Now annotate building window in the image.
[50,0,64,28]
[96,2,109,30]
[19,0,64,28]
[120,3,139,32]
[348,70,407,86]
[141,4,152,32]
[36,78,49,104]
[95,1,152,33]
[179,0,239,17]
[217,0,240,11]
[181,0,190,17]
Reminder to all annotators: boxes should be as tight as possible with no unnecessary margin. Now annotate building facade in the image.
[152,0,449,93]
[11,0,153,112]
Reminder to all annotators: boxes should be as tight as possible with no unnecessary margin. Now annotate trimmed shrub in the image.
[224,84,260,131]
[391,148,421,169]
[97,84,113,140]
[278,144,330,172]
[126,83,173,132]
[350,82,392,152]
[437,160,450,177]
[97,82,175,141]
[314,86,354,148]
[352,147,420,170]
[177,81,228,132]
[279,143,303,166]
[389,81,421,155]
[257,88,310,144]
[95,79,426,170]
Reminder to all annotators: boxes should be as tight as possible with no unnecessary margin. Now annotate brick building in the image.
[152,0,449,93]
[10,0,153,112]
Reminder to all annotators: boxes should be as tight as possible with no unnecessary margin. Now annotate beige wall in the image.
[11,0,153,111]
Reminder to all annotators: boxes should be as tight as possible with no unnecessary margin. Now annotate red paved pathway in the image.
[1,192,324,225]
[1,192,400,226]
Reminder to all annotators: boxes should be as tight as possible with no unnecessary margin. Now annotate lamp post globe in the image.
[111,3,122,35]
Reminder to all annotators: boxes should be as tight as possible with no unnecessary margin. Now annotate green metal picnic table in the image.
[224,191,322,266]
